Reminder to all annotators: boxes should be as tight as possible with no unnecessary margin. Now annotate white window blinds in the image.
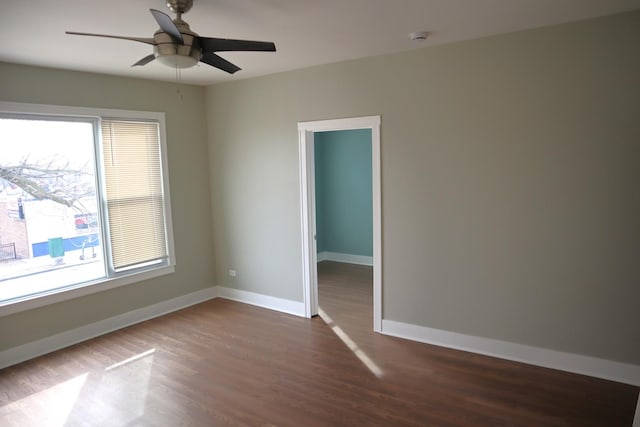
[101,119,167,271]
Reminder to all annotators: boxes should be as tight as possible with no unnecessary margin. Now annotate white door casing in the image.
[297,115,382,332]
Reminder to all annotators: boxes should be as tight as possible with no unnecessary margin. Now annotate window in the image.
[0,102,174,313]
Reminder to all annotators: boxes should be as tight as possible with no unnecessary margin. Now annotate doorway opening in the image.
[298,116,381,332]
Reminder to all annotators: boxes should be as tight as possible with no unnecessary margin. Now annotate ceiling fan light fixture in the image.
[153,35,201,68]
[156,53,199,68]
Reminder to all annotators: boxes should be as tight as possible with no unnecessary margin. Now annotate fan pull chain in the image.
[175,65,184,102]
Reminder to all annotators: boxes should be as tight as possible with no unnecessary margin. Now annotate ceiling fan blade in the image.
[132,54,156,67]
[198,37,276,53]
[200,53,241,74]
[66,31,154,45]
[149,9,183,44]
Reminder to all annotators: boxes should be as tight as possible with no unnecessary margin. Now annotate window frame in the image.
[0,101,176,317]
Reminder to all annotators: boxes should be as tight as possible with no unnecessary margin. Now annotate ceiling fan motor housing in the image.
[153,25,201,68]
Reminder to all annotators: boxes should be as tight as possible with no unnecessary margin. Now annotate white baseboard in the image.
[381,319,640,387]
[317,251,373,266]
[0,287,216,369]
[214,286,306,317]
[3,285,636,425]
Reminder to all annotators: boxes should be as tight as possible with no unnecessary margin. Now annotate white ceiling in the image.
[2,0,639,86]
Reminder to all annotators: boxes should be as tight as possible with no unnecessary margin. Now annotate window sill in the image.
[0,265,175,317]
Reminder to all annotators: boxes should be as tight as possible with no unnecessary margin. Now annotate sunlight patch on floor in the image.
[105,348,155,371]
[318,307,383,378]
[0,348,158,426]
[96,348,156,425]
[0,373,88,427]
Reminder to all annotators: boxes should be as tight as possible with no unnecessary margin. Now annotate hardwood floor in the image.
[1,261,638,426]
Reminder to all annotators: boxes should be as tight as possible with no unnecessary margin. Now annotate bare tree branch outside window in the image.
[0,156,94,209]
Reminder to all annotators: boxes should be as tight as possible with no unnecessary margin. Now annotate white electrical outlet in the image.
[229,269,237,277]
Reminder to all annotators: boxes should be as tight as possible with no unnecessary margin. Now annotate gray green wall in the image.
[314,129,373,256]
[1,10,638,368]
[207,11,640,365]
[0,63,214,350]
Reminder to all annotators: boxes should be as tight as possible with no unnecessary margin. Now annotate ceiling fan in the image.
[66,0,276,74]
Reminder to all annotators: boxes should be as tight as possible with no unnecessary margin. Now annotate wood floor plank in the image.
[0,261,637,426]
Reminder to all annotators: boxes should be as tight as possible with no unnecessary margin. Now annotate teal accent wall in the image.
[314,129,372,257]
[314,138,327,253]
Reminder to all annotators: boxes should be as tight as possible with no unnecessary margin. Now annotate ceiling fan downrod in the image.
[166,0,194,17]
